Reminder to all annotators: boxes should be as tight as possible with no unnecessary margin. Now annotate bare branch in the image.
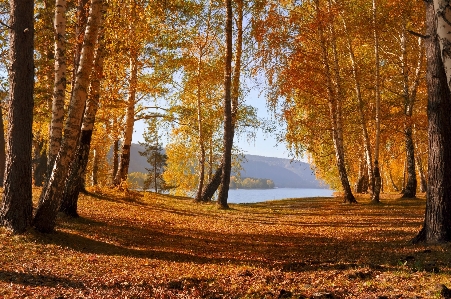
[407,30,429,39]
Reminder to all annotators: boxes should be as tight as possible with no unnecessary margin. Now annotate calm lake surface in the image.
[227,188,335,204]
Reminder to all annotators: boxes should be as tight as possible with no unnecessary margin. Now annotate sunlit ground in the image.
[0,188,449,298]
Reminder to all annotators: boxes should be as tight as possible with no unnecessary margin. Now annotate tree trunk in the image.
[344,27,373,194]
[416,153,427,193]
[0,104,6,187]
[33,0,102,233]
[112,139,119,181]
[113,53,137,187]
[60,3,106,216]
[201,0,243,205]
[315,0,355,204]
[195,55,206,202]
[216,0,233,209]
[201,162,223,202]
[413,0,451,243]
[113,1,138,187]
[371,0,382,203]
[400,24,422,199]
[402,126,417,198]
[33,138,47,187]
[386,161,400,192]
[92,147,99,185]
[0,0,34,234]
[70,0,89,100]
[355,159,368,194]
[47,0,67,175]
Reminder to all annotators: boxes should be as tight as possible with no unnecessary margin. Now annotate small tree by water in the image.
[139,119,167,193]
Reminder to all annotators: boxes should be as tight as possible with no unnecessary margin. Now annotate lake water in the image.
[227,188,335,204]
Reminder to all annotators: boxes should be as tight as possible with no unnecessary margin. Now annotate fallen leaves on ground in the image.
[0,188,450,298]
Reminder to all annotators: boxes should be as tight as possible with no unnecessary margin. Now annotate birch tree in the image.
[60,2,107,216]
[200,0,244,203]
[434,0,451,82]
[47,0,67,174]
[216,0,233,209]
[371,0,382,203]
[33,0,103,232]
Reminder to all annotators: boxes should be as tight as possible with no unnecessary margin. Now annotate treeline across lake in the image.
[230,176,275,189]
[129,173,275,190]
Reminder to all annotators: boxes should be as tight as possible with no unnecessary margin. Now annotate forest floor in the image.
[0,188,450,299]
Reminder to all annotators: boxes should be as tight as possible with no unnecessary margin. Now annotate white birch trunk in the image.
[114,52,137,186]
[113,0,138,187]
[60,2,107,216]
[48,0,67,172]
[434,0,451,86]
[315,0,355,203]
[195,55,206,201]
[33,0,103,232]
[371,0,382,203]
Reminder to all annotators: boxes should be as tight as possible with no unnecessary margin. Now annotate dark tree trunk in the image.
[413,0,451,243]
[0,0,34,234]
[337,148,357,204]
[0,104,6,187]
[60,130,93,217]
[200,162,223,202]
[402,126,417,198]
[355,159,368,194]
[216,0,233,209]
[198,0,243,203]
[371,160,381,203]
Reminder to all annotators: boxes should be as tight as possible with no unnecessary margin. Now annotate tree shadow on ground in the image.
[0,269,85,289]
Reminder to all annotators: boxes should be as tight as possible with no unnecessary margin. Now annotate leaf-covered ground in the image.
[0,188,450,298]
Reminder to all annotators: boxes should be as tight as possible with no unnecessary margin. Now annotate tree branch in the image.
[0,20,12,30]
[407,30,429,39]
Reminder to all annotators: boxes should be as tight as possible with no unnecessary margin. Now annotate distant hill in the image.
[127,144,327,189]
[237,155,326,189]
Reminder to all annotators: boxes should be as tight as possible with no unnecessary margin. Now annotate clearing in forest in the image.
[0,189,450,298]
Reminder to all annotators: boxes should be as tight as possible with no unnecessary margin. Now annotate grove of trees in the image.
[0,0,449,242]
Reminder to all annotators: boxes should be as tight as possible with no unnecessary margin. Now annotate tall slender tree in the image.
[113,0,140,187]
[47,0,67,174]
[200,0,244,203]
[371,0,382,203]
[60,2,107,216]
[216,0,233,209]
[0,0,35,233]
[33,0,103,232]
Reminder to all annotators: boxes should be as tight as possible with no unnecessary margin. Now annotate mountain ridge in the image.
[128,144,327,189]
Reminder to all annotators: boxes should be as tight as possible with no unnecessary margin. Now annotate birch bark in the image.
[216,0,233,209]
[33,0,103,232]
[371,0,382,203]
[113,0,138,187]
[60,3,106,216]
